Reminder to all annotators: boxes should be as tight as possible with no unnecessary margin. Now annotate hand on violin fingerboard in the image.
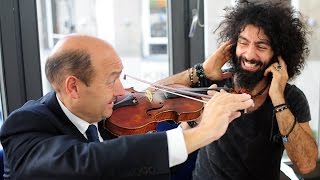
[201,84,218,101]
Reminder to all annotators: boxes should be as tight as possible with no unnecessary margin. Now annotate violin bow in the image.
[124,74,215,104]
[179,87,230,92]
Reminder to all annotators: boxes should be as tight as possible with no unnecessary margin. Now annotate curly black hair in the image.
[216,1,310,79]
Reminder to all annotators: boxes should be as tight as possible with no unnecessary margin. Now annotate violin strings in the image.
[124,74,211,98]
[150,86,207,104]
[124,74,209,104]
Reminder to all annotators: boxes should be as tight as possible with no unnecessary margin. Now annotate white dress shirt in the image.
[56,95,188,167]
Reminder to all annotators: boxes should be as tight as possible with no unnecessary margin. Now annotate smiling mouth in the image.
[241,59,261,71]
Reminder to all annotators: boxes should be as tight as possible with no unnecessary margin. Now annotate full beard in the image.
[232,55,272,91]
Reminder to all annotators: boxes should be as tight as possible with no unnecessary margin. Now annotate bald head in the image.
[50,34,113,56]
[45,34,116,92]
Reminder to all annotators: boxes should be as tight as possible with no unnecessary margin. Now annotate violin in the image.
[105,85,204,136]
[104,75,230,136]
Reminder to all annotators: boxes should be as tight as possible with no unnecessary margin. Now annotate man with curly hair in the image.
[158,2,318,180]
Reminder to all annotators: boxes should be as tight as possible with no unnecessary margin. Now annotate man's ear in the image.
[65,76,80,99]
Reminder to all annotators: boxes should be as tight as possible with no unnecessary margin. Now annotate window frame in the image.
[0,0,42,115]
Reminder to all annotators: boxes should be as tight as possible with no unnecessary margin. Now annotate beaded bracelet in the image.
[188,67,194,85]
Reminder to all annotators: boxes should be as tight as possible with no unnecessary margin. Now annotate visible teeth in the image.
[244,61,256,68]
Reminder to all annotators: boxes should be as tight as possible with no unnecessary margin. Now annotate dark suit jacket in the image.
[0,92,170,180]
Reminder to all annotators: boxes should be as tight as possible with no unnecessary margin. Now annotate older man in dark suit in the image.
[0,34,253,180]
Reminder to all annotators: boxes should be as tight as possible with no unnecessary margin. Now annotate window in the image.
[294,0,320,141]
[292,0,320,156]
[142,0,168,56]
[37,0,169,92]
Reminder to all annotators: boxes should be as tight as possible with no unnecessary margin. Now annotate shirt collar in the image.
[56,94,99,137]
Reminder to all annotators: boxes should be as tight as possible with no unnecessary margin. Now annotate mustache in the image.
[231,55,269,90]
[239,56,263,67]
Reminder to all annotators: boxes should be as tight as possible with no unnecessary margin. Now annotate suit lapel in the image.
[43,92,87,141]
[43,92,116,141]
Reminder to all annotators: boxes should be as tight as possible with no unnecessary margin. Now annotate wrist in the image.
[202,62,210,78]
[203,61,217,80]
[183,126,218,154]
[271,96,286,106]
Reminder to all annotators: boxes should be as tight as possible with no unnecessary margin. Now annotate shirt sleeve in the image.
[166,126,188,167]
[285,84,311,123]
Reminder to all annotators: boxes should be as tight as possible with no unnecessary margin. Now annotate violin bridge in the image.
[145,90,153,102]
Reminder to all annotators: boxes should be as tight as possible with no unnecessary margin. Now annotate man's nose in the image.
[244,44,258,60]
[114,80,125,96]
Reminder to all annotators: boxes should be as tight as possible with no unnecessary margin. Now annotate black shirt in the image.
[193,81,311,180]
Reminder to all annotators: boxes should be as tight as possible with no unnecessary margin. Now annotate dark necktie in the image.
[85,124,100,142]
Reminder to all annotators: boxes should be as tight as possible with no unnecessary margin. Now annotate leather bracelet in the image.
[274,103,289,113]
[282,118,297,144]
[275,105,289,113]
